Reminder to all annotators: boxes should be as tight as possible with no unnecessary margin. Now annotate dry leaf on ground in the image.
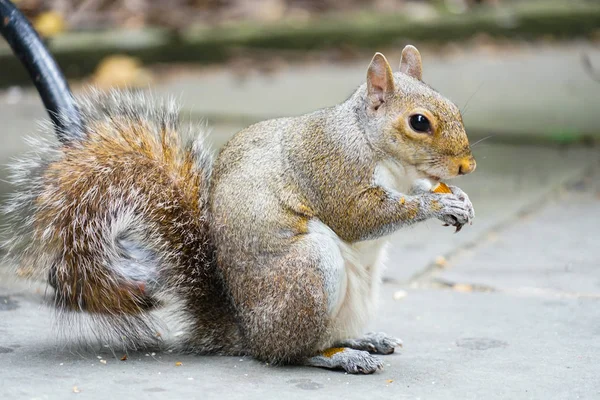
[92,55,153,89]
[34,12,66,37]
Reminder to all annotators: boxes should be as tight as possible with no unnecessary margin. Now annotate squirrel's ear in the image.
[367,52,395,110]
[399,45,423,81]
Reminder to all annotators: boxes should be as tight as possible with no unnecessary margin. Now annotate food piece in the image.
[412,179,452,194]
[431,182,464,232]
[434,256,448,267]
[432,182,452,194]
[452,283,474,293]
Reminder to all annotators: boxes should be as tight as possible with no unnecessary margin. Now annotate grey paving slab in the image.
[0,94,49,198]
[434,188,600,295]
[376,287,600,400]
[0,98,46,156]
[1,281,598,400]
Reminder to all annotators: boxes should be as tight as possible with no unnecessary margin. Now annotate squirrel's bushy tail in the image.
[3,90,215,346]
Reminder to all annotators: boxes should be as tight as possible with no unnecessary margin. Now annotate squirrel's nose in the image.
[458,157,476,175]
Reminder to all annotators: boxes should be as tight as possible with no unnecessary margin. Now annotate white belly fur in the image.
[311,160,416,345]
[328,236,389,343]
[327,159,408,341]
[307,219,389,345]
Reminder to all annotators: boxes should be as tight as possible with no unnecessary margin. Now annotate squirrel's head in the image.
[361,46,476,181]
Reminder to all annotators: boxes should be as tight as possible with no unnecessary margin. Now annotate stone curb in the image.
[0,2,599,87]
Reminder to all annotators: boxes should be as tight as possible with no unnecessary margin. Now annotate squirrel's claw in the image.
[442,221,463,232]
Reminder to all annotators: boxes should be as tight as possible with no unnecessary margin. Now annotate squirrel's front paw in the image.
[446,185,475,231]
[426,188,474,232]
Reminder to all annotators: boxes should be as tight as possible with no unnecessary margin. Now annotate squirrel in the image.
[1,0,475,374]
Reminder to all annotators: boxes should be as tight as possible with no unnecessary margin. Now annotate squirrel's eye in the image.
[409,114,431,133]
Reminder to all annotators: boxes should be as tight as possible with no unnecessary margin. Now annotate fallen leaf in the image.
[91,55,153,89]
[434,256,447,267]
[453,283,473,293]
[175,361,183,367]
[386,379,394,384]
[34,12,66,38]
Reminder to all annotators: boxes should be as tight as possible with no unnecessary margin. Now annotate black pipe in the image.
[0,0,83,143]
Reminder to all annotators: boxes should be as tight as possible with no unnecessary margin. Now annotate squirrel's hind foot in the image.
[306,347,384,374]
[335,332,403,355]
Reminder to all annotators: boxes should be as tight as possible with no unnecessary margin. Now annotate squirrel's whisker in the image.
[470,135,494,148]
[461,81,486,116]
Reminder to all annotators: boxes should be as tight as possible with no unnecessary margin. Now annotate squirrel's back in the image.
[2,90,229,347]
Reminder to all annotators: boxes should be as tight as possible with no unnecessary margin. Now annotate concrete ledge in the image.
[0,1,599,87]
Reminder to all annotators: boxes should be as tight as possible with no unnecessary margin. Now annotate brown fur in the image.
[37,120,202,314]
[4,91,240,350]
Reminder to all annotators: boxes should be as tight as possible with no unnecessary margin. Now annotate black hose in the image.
[0,0,83,143]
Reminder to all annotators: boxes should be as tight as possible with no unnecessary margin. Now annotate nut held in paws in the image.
[432,182,452,194]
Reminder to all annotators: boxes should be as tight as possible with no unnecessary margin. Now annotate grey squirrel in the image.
[1,0,475,374]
